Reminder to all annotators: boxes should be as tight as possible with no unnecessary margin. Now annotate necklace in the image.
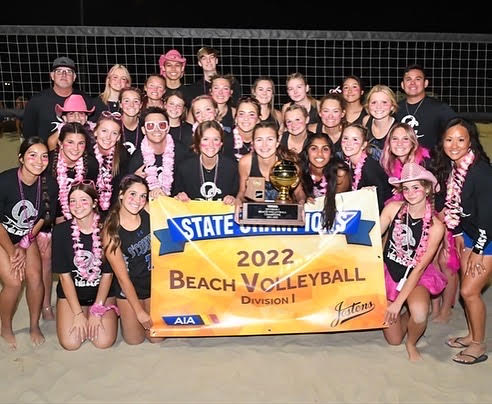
[199,155,221,200]
[17,168,41,237]
[405,97,425,117]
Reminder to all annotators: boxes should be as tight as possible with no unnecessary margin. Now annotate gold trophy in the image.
[235,159,305,226]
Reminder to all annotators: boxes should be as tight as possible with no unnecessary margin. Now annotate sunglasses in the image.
[71,179,96,189]
[144,120,169,132]
[101,111,122,120]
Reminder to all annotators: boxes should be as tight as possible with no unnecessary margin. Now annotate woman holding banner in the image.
[380,162,446,361]
[103,174,164,345]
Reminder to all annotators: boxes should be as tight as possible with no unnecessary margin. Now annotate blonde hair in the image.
[100,64,132,105]
[363,84,398,114]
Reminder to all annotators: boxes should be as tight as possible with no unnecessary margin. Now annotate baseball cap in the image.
[52,56,76,72]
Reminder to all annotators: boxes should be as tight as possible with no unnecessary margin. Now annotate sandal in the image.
[446,336,470,349]
[453,351,488,365]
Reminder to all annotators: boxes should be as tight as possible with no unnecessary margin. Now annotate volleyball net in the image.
[1,26,491,120]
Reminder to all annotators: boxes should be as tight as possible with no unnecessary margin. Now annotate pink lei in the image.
[386,147,430,204]
[444,150,475,229]
[141,135,175,195]
[93,144,114,211]
[232,127,245,160]
[350,152,367,191]
[56,150,85,220]
[71,213,102,282]
[394,199,432,269]
[311,174,327,197]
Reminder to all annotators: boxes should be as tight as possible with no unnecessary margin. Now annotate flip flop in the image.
[446,337,470,349]
[452,351,488,365]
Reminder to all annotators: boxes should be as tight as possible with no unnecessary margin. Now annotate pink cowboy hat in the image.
[55,94,95,117]
[159,49,187,76]
[388,162,440,192]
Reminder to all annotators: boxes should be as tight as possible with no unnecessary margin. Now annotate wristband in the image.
[472,247,483,255]
[18,233,35,249]
[89,303,120,317]
[451,232,463,238]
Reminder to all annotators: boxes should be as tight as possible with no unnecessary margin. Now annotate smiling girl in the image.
[0,138,56,349]
[381,163,446,361]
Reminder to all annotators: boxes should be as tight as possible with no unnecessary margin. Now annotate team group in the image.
[0,46,490,364]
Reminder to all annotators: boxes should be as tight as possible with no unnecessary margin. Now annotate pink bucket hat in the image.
[55,94,95,117]
[159,49,187,75]
[388,162,440,192]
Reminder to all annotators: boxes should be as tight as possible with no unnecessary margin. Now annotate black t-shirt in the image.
[111,210,152,300]
[122,124,143,156]
[52,220,113,304]
[91,96,120,123]
[173,154,239,200]
[0,168,58,244]
[23,88,93,140]
[352,156,392,213]
[394,96,457,150]
[451,159,492,252]
[88,144,131,213]
[169,122,194,158]
[185,77,242,107]
[127,138,187,178]
[47,151,99,219]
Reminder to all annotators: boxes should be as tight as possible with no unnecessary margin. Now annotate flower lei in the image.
[93,144,114,211]
[141,135,175,194]
[444,150,475,229]
[311,174,327,197]
[71,213,102,282]
[350,152,367,191]
[56,150,85,220]
[232,127,245,160]
[394,199,432,268]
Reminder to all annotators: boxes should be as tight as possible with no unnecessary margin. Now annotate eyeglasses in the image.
[101,111,122,120]
[71,179,96,189]
[144,120,169,132]
[54,68,75,76]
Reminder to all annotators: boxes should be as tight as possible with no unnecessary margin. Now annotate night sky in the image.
[1,1,491,34]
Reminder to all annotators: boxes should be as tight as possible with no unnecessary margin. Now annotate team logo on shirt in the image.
[200,182,222,201]
[3,200,37,236]
[73,250,100,287]
[400,115,424,138]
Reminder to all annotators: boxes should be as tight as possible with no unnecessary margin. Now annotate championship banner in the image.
[150,188,387,337]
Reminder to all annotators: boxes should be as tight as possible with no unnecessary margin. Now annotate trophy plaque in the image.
[236,159,305,226]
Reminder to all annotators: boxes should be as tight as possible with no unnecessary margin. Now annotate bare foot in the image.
[1,329,17,351]
[432,310,452,324]
[42,306,55,321]
[30,327,45,347]
[406,341,422,361]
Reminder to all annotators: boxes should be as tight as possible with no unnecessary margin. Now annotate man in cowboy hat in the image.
[159,49,189,95]
[23,56,93,140]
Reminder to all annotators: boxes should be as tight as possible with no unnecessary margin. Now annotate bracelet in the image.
[472,247,483,255]
[74,310,83,316]
[451,232,463,238]
[89,303,121,317]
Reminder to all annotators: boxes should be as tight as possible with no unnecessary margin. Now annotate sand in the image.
[0,286,491,404]
[0,130,491,403]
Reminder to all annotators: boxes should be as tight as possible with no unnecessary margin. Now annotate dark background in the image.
[1,1,491,34]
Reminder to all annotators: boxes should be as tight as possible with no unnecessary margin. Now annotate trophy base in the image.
[236,202,305,226]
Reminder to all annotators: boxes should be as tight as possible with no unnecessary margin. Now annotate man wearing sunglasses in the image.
[23,56,94,141]
[128,107,187,199]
